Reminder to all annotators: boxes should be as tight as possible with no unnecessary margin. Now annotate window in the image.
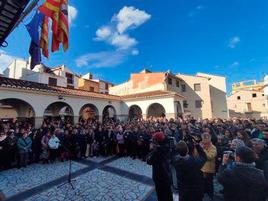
[105,83,109,90]
[194,83,201,91]
[176,80,180,87]
[168,78,172,85]
[89,87,94,92]
[237,96,241,100]
[252,93,257,98]
[66,73,73,84]
[195,100,202,108]
[48,77,57,86]
[183,100,188,108]
[181,84,186,92]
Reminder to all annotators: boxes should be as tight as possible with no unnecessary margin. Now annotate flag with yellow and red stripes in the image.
[38,0,61,18]
[40,16,49,58]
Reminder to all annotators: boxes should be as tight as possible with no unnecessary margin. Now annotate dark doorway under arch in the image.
[129,105,142,120]
[0,98,35,125]
[44,102,74,123]
[79,104,99,121]
[147,103,166,118]
[102,105,116,121]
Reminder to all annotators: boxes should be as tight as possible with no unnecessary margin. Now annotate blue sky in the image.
[1,0,268,94]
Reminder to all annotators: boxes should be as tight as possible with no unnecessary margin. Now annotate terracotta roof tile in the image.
[122,90,185,99]
[0,77,120,100]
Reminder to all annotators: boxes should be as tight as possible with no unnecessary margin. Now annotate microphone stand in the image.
[57,142,76,190]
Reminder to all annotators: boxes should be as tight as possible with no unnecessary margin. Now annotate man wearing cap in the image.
[147,131,173,201]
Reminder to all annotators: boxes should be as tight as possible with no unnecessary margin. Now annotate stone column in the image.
[142,114,147,120]
[35,117,44,128]
[73,116,79,124]
[98,115,103,123]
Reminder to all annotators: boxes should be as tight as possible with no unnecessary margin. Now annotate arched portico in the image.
[0,98,35,124]
[79,104,99,121]
[44,102,74,123]
[147,103,166,118]
[102,105,116,121]
[129,105,142,120]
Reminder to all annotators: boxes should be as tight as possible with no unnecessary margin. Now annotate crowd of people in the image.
[1,116,268,201]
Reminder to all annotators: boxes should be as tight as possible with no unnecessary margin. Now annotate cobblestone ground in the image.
[0,157,223,201]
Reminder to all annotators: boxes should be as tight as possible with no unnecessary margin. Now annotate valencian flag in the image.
[39,0,61,18]
[39,0,69,53]
[40,16,49,58]
[25,12,44,69]
[54,0,69,52]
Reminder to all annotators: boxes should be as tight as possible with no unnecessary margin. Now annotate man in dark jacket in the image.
[218,146,268,201]
[173,140,207,201]
[147,132,173,201]
[252,138,268,181]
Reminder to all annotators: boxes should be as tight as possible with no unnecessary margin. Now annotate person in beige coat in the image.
[201,132,217,200]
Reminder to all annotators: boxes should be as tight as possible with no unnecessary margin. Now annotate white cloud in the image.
[68,5,78,26]
[96,26,112,40]
[77,6,150,68]
[231,61,240,67]
[94,6,150,50]
[0,51,22,73]
[228,36,240,48]
[132,49,139,55]
[76,50,128,68]
[189,5,205,17]
[110,33,137,49]
[115,6,151,34]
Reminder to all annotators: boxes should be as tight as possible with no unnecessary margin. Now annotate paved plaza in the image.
[0,157,223,201]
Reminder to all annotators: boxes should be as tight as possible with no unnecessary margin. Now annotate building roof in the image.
[121,90,185,100]
[0,0,30,46]
[0,76,121,100]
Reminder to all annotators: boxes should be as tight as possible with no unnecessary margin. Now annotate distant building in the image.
[78,73,114,94]
[227,79,268,118]
[177,73,228,119]
[3,59,79,89]
[78,73,100,93]
[110,69,228,119]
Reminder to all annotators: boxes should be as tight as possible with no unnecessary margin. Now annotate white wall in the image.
[197,73,228,119]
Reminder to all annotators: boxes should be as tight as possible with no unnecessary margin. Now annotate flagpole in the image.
[11,0,41,32]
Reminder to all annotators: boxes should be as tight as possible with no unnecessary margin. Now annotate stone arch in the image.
[129,105,142,120]
[44,101,74,122]
[0,98,35,124]
[147,103,166,118]
[79,104,99,121]
[102,105,116,121]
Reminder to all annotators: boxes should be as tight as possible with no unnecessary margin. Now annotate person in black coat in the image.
[252,138,268,181]
[218,146,268,201]
[173,140,207,201]
[147,132,173,201]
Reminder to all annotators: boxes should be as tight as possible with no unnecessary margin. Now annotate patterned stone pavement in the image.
[106,157,152,178]
[0,161,87,198]
[25,169,153,201]
[0,157,223,201]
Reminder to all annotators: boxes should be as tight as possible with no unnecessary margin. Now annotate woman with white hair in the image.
[230,139,245,151]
